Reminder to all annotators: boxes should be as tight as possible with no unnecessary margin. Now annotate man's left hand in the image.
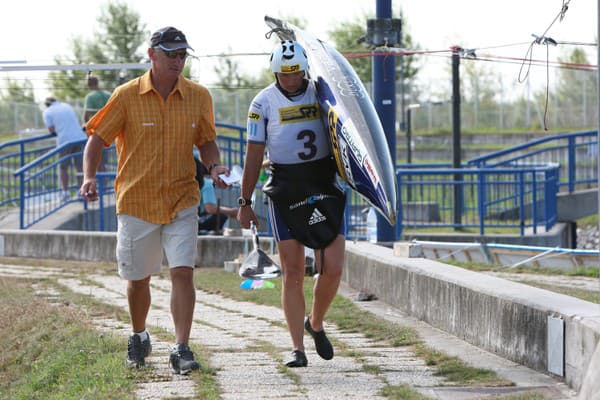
[210,164,229,188]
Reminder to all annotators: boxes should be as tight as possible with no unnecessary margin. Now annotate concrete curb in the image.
[0,229,275,267]
[343,241,600,392]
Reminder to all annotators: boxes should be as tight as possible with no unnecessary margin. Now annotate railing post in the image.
[451,46,463,228]
[518,171,525,236]
[546,167,559,231]
[18,173,25,229]
[98,177,105,232]
[567,136,576,192]
[395,171,403,239]
[477,170,486,235]
[531,171,538,234]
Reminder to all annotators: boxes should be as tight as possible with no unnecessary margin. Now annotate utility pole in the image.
[451,46,463,228]
[367,0,401,242]
[597,0,600,269]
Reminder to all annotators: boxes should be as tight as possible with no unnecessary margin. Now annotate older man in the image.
[80,26,229,375]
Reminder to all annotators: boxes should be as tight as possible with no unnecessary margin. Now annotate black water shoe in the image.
[284,350,308,367]
[304,316,334,360]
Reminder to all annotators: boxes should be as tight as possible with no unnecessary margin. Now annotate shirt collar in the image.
[139,70,187,98]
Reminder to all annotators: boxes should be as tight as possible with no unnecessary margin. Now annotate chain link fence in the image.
[1,69,596,138]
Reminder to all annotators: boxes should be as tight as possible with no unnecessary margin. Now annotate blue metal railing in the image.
[12,138,116,229]
[467,130,598,193]
[214,122,246,169]
[0,134,55,207]
[396,164,559,236]
[7,127,596,238]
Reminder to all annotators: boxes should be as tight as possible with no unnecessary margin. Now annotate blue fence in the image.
[468,130,598,193]
[12,138,116,229]
[6,126,598,238]
[396,164,559,236]
[0,134,55,207]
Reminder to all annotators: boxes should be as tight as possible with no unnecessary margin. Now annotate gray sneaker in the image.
[126,334,152,368]
[170,343,200,375]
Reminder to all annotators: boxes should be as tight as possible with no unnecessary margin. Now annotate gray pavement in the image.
[0,262,577,400]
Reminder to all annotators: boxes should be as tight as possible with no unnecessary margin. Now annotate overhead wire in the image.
[517,0,572,130]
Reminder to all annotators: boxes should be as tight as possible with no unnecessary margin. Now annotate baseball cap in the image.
[150,27,194,51]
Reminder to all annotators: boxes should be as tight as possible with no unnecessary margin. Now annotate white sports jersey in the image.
[246,82,330,164]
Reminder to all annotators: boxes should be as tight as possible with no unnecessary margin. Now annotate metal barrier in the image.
[396,165,559,237]
[467,130,598,193]
[12,138,116,229]
[0,134,55,207]
[9,126,595,239]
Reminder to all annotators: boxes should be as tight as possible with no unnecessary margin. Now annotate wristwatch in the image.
[237,197,253,207]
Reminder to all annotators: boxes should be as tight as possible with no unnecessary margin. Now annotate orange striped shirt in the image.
[86,70,216,224]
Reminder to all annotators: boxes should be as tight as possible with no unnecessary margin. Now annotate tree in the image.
[210,15,308,124]
[210,51,269,125]
[1,78,36,104]
[0,78,41,136]
[48,1,147,101]
[213,48,254,91]
[460,59,501,130]
[555,48,596,128]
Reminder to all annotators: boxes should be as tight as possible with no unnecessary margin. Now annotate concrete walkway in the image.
[0,262,577,400]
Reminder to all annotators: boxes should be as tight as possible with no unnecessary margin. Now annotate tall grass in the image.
[0,277,137,400]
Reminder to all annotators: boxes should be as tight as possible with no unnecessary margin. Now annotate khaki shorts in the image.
[116,206,198,281]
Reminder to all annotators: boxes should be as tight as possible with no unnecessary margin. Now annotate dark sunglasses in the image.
[156,48,188,60]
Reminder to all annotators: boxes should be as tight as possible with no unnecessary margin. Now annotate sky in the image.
[0,0,597,101]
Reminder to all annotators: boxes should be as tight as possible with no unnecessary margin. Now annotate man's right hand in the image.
[80,178,99,202]
[237,205,258,229]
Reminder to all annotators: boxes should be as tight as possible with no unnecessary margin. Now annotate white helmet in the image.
[270,40,308,74]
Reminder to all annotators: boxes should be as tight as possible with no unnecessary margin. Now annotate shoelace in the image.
[175,345,194,361]
[128,338,144,359]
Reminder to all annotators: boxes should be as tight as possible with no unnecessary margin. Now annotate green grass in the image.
[577,213,599,227]
[444,260,600,303]
[402,226,522,235]
[519,281,600,304]
[0,277,138,400]
[380,384,432,399]
[446,259,599,278]
[0,261,223,400]
[414,344,506,386]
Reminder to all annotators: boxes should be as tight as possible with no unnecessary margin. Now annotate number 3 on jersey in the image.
[297,129,317,160]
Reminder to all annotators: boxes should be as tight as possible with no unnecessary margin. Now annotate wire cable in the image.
[518,0,572,131]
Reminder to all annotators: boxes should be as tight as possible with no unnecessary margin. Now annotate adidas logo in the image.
[308,208,326,225]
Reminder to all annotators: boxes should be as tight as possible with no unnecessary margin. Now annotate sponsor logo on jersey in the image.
[247,122,258,138]
[248,112,260,121]
[279,103,320,124]
[308,207,326,225]
[289,194,336,210]
[281,64,301,73]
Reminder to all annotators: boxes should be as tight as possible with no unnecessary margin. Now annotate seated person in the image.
[195,158,238,233]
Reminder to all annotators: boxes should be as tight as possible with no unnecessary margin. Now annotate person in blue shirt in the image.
[43,97,87,200]
[195,159,238,233]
